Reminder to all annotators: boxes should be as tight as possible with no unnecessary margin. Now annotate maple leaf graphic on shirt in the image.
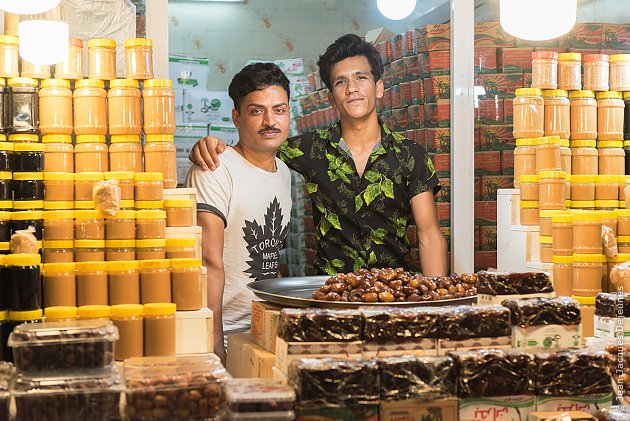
[242,197,289,280]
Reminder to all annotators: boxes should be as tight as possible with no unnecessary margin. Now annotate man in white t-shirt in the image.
[185,62,292,362]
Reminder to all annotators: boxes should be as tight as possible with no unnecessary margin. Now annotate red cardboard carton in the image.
[391,84,402,109]
[427,75,451,102]
[480,225,498,251]
[475,176,482,201]
[475,48,498,74]
[504,99,514,124]
[390,33,403,61]
[417,52,430,78]
[429,50,450,76]
[564,23,603,49]
[475,200,498,226]
[475,73,524,98]
[409,79,424,105]
[480,175,513,200]
[474,22,515,48]
[408,104,424,129]
[415,128,427,149]
[603,24,630,50]
[436,202,451,227]
[433,153,451,177]
[391,107,409,131]
[475,226,480,251]
[522,73,532,88]
[474,251,497,271]
[478,124,515,151]
[379,39,392,64]
[499,48,534,73]
[425,23,450,52]
[475,150,501,176]
[515,35,561,48]
[391,58,406,84]
[502,149,515,175]
[427,127,450,153]
[424,102,438,128]
[476,98,504,125]
[437,99,450,128]
[436,177,450,203]
[402,54,420,81]
[441,226,451,250]
[400,81,412,106]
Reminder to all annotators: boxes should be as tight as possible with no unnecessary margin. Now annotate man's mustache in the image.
[258,126,281,134]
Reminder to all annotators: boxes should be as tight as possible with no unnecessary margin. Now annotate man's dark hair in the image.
[317,34,383,92]
[228,62,290,112]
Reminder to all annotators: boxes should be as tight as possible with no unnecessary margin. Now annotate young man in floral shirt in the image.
[189,34,447,276]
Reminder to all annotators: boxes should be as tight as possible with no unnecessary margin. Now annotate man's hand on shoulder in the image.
[188,135,228,171]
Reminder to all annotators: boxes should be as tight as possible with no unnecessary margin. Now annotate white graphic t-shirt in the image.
[185,147,292,333]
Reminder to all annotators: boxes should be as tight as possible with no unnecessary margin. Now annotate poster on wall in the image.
[174,89,234,126]
[169,55,210,90]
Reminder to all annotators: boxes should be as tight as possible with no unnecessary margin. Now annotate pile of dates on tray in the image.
[310,268,477,303]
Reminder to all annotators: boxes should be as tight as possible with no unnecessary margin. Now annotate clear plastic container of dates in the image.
[124,354,230,421]
[226,378,295,420]
[0,362,13,421]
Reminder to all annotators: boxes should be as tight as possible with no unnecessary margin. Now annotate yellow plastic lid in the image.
[135,200,164,209]
[617,209,630,217]
[75,172,104,182]
[619,201,626,208]
[552,255,574,264]
[109,79,139,89]
[74,201,95,209]
[595,200,619,208]
[617,236,630,243]
[13,200,44,210]
[139,259,170,269]
[105,210,135,219]
[42,240,74,249]
[11,210,42,220]
[0,211,10,219]
[601,209,618,219]
[74,239,105,248]
[569,90,595,99]
[558,52,581,61]
[134,172,163,181]
[0,201,12,210]
[0,242,8,251]
[542,89,568,97]
[598,141,624,149]
[610,253,630,263]
[570,175,596,183]
[78,305,110,318]
[515,88,542,96]
[4,253,41,266]
[12,172,43,181]
[0,311,6,321]
[44,201,74,210]
[166,238,196,247]
[144,302,176,315]
[110,135,141,144]
[43,172,74,181]
[539,210,564,218]
[171,257,202,269]
[105,239,136,248]
[87,38,116,48]
[107,260,140,271]
[76,261,108,272]
[0,171,11,179]
[104,171,134,181]
[538,170,566,179]
[40,79,70,89]
[565,199,572,208]
[75,79,105,89]
[13,142,44,152]
[0,35,18,45]
[9,309,42,321]
[9,134,39,143]
[164,199,194,208]
[8,77,37,87]
[573,253,606,263]
[537,136,561,145]
[75,210,103,219]
[42,134,72,144]
[111,304,144,318]
[624,93,630,101]
[0,142,13,151]
[597,91,623,100]
[559,139,569,148]
[611,54,630,63]
[45,306,78,319]
[143,79,172,88]
[515,139,537,146]
[596,175,620,184]
[135,209,167,219]
[551,213,573,223]
[124,38,153,48]
[571,210,602,221]
[145,134,175,143]
[75,134,106,144]
[520,200,539,208]
[120,200,135,209]
[539,235,553,244]
[570,139,596,148]
[572,295,596,305]
[136,239,167,248]
[519,175,539,183]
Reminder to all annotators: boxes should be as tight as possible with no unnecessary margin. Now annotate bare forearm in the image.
[205,263,225,346]
[419,230,448,276]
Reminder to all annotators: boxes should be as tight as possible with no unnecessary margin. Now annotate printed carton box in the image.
[515,35,561,48]
[480,175,513,200]
[603,24,630,50]
[433,153,451,178]
[474,250,497,271]
[390,33,403,61]
[378,39,392,64]
[402,54,419,82]
[441,226,451,250]
[401,30,416,57]
[436,177,450,203]
[475,200,498,226]
[226,332,275,378]
[424,23,450,52]
[436,202,451,227]
[391,84,402,109]
[438,336,511,355]
[383,63,392,88]
[474,150,502,176]
[474,47,498,74]
[474,22,516,48]
[251,300,281,353]
[391,107,409,131]
[535,394,612,415]
[480,225,498,251]
[594,315,630,338]
[478,125,515,151]
[502,149,515,175]
[429,50,450,76]
[564,23,603,49]
[407,104,424,129]
[504,98,514,124]
[476,98,504,125]
[297,406,379,421]
[417,52,430,78]
[437,99,450,128]
[474,127,480,150]
[523,73,532,88]
[409,79,424,105]
[475,73,524,98]
[391,58,406,84]
[362,339,438,358]
[380,398,458,421]
[459,395,536,421]
[382,88,392,110]
[427,127,450,153]
[512,324,582,351]
[275,338,362,374]
[568,48,601,56]
[415,128,427,149]
[475,176,482,201]
[475,225,480,251]
[424,102,438,128]
[534,47,567,53]
[425,75,450,102]
[499,48,534,73]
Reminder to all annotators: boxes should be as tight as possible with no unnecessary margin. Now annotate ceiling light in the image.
[18,20,68,65]
[376,0,417,20]
[0,0,60,14]
[500,0,577,41]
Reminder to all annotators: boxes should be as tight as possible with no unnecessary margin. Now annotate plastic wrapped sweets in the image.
[362,308,439,343]
[225,378,295,415]
[595,292,630,318]
[502,297,581,327]
[438,305,512,340]
[534,350,612,396]
[378,355,456,401]
[477,271,553,295]
[450,349,534,398]
[0,362,14,421]
[278,309,363,342]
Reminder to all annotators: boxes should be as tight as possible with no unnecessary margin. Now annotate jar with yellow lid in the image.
[532,51,558,89]
[558,52,581,91]
[559,138,571,176]
[570,175,595,202]
[20,57,50,79]
[584,54,610,92]
[597,91,624,141]
[520,200,539,226]
[108,260,140,305]
[43,210,74,241]
[0,210,9,243]
[74,210,105,241]
[135,239,166,260]
[74,172,104,201]
[164,199,194,227]
[571,200,596,210]
[519,175,539,201]
[120,199,135,210]
[573,295,596,337]
[0,241,8,255]
[42,262,76,307]
[0,141,13,172]
[551,212,573,257]
[104,172,134,200]
[12,200,44,211]
[610,54,630,92]
[0,171,10,202]
[142,79,176,134]
[105,210,136,241]
[87,38,116,80]
[42,135,73,172]
[124,38,154,80]
[105,239,135,261]
[38,79,72,135]
[139,259,171,304]
[111,304,143,361]
[595,175,619,202]
[42,240,74,264]
[619,209,630,236]
[573,253,606,296]
[74,135,108,173]
[108,79,141,135]
[73,79,107,135]
[619,175,630,202]
[54,38,83,80]
[5,253,41,311]
[166,238,196,259]
[601,209,618,236]
[171,258,202,311]
[135,210,166,240]
[43,172,74,202]
[570,140,598,175]
[76,262,108,306]
[74,239,105,262]
[617,236,630,253]
[536,136,562,173]
[538,171,566,210]
[134,172,164,201]
[513,139,537,188]
[539,235,553,263]
[572,211,603,254]
[10,210,43,240]
[12,172,43,201]
[539,210,563,237]
[543,90,570,140]
[144,134,178,188]
[598,140,625,175]
[135,200,164,210]
[74,200,96,210]
[143,303,176,356]
[0,35,19,78]
[569,90,597,140]
[77,304,110,320]
[44,306,78,322]
[553,255,573,297]
[7,77,38,134]
[512,88,544,139]
[109,135,142,172]
[0,200,13,211]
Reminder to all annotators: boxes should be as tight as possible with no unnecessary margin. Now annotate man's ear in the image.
[232,108,240,128]
[376,79,384,99]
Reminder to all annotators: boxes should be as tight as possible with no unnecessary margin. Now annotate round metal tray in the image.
[247,276,477,309]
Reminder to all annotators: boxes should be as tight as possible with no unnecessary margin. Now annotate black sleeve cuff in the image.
[197,203,227,228]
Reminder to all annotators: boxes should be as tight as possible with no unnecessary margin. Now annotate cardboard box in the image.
[514,35,561,48]
[480,175,513,200]
[391,33,403,61]
[475,251,497,271]
[436,202,451,227]
[251,300,281,353]
[523,73,532,88]
[391,107,409,131]
[512,324,582,350]
[499,48,534,73]
[426,76,450,102]
[429,50,450,76]
[427,128,450,153]
[296,405,379,421]
[417,52,430,78]
[475,151,502,176]
[442,226,451,250]
[474,22,515,48]
[415,128,427,149]
[478,292,553,306]
[502,150,514,175]
[474,48,498,74]
[478,124,515,151]
[459,395,535,421]
[362,339,438,358]
[437,335,511,355]
[475,177,482,201]
[475,73,524,98]
[391,84,402,109]
[475,200,498,226]
[408,104,424,129]
[226,332,275,378]
[380,398,458,421]
[603,24,630,50]
[479,225,498,251]
[391,58,406,84]
[378,39,393,64]
[425,102,438,128]
[274,337,362,374]
[433,153,450,178]
[564,23,603,49]
[476,98,504,125]
[531,411,595,421]
[410,79,424,105]
[504,98,514,124]
[401,30,416,57]
[594,315,630,338]
[535,393,612,415]
[424,23,450,52]
[436,177,450,203]
[383,62,393,88]
[437,99,450,128]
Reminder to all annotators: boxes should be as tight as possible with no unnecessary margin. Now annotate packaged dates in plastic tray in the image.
[362,307,440,343]
[534,350,612,396]
[278,309,363,342]
[605,344,630,397]
[0,362,14,421]
[438,305,512,340]
[377,355,456,401]
[477,271,553,295]
[596,292,630,318]
[502,297,581,327]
